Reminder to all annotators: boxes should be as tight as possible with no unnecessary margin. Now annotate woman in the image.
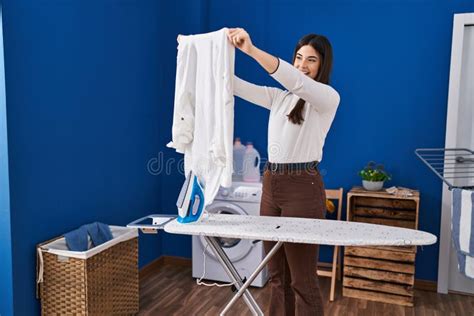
[227,28,340,315]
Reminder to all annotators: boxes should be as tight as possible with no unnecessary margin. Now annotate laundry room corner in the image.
[0,5,13,316]
[2,0,474,315]
[0,0,205,314]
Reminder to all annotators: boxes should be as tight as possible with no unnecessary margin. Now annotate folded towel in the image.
[385,186,414,197]
[85,222,114,247]
[452,188,474,279]
[64,226,89,251]
[455,251,474,279]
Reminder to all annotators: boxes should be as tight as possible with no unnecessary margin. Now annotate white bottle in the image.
[233,138,246,181]
[243,142,261,182]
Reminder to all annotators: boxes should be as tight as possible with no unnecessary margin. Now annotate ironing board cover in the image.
[164,214,437,246]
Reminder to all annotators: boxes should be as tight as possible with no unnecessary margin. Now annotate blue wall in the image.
[208,0,474,281]
[0,6,14,316]
[1,0,205,314]
[161,0,474,282]
[3,1,474,315]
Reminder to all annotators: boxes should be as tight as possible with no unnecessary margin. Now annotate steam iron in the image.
[176,171,205,223]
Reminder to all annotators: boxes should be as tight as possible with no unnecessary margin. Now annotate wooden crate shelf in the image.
[343,186,420,307]
[344,256,415,274]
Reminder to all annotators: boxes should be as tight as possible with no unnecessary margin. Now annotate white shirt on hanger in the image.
[167,28,235,205]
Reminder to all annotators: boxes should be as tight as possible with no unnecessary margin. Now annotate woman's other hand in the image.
[227,28,254,55]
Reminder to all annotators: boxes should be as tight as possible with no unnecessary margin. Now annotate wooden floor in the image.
[138,261,474,316]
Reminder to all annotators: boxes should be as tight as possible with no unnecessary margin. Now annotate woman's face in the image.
[294,45,321,80]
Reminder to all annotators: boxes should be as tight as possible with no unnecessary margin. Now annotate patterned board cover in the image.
[164,213,437,246]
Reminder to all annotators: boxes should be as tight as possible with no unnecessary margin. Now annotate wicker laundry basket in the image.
[37,226,139,315]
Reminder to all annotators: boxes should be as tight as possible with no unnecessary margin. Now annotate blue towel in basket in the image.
[64,225,89,251]
[64,222,113,251]
[85,222,114,247]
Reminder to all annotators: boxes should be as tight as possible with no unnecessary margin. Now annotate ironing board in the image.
[129,213,437,316]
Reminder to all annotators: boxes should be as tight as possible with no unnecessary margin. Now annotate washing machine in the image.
[192,181,269,287]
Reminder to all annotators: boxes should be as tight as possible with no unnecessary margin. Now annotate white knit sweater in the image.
[234,58,340,163]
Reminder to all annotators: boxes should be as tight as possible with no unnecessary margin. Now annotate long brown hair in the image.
[287,34,333,125]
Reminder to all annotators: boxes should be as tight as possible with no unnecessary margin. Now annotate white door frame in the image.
[438,12,474,294]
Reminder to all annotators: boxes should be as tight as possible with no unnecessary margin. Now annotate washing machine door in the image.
[199,201,255,262]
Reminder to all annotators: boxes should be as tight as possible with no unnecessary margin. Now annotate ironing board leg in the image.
[204,236,263,316]
[220,241,283,316]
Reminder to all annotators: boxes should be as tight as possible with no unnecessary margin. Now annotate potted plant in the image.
[359,161,391,191]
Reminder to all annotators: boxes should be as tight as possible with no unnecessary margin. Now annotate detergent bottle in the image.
[243,142,261,182]
[233,138,246,181]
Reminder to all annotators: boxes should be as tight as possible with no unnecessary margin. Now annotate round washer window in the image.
[199,202,253,262]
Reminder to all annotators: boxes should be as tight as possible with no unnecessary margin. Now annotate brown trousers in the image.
[260,166,326,316]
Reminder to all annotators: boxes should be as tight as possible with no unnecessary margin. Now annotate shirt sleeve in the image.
[270,58,340,113]
[233,75,283,110]
[167,42,196,154]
